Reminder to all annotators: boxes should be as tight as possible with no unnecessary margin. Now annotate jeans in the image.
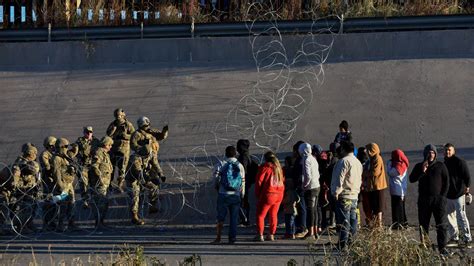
[447,195,472,242]
[295,190,307,232]
[335,198,358,248]
[285,214,296,235]
[216,194,241,241]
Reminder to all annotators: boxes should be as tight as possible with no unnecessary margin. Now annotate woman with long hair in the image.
[254,151,285,241]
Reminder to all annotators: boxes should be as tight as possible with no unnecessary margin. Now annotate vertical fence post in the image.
[48,22,51,42]
[9,0,14,26]
[0,0,4,28]
[20,0,26,25]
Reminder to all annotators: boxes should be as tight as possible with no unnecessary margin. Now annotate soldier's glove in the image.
[160,175,166,183]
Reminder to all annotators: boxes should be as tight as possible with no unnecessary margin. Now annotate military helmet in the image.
[21,143,38,157]
[101,136,114,146]
[55,138,70,150]
[83,126,93,134]
[43,136,57,148]
[114,108,125,118]
[137,116,150,128]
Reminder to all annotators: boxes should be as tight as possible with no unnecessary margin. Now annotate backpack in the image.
[220,161,243,191]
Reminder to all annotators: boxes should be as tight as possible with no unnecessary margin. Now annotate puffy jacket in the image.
[365,143,387,191]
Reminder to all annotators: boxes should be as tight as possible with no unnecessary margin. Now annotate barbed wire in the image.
[0,2,335,242]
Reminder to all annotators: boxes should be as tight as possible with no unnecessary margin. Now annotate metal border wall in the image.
[1,15,474,42]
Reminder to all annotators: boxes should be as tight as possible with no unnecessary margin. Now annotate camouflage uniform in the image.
[130,126,168,181]
[52,138,78,231]
[126,147,159,225]
[89,137,114,227]
[0,165,20,234]
[126,116,168,225]
[12,143,41,233]
[75,127,100,205]
[39,136,57,230]
[106,109,135,188]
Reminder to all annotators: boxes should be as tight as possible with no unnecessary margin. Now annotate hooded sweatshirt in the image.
[236,139,256,184]
[387,149,409,197]
[445,154,471,199]
[255,162,285,201]
[298,143,320,191]
[409,144,449,198]
[365,143,388,191]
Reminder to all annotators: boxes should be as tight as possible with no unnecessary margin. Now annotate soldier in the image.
[106,108,135,192]
[39,136,57,230]
[0,164,20,235]
[12,143,41,234]
[126,116,168,225]
[126,144,158,225]
[75,126,100,208]
[131,116,168,185]
[89,137,114,229]
[52,138,78,232]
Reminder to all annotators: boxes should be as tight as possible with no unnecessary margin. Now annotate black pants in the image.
[418,196,448,250]
[239,182,253,224]
[304,188,320,229]
[391,195,407,228]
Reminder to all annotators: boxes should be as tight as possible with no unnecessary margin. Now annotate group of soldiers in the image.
[0,108,169,234]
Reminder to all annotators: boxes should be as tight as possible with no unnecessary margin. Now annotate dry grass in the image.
[308,226,474,265]
[4,0,473,28]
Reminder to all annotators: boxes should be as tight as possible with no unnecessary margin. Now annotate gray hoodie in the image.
[298,143,320,191]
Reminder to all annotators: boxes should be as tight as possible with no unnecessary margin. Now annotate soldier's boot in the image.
[211,222,224,244]
[131,212,145,225]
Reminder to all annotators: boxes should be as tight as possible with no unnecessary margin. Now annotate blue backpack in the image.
[220,161,242,191]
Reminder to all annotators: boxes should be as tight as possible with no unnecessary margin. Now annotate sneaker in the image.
[446,239,459,247]
[304,234,316,241]
[229,238,236,244]
[253,235,264,242]
[284,234,296,240]
[210,238,221,244]
[295,229,309,239]
[265,235,275,241]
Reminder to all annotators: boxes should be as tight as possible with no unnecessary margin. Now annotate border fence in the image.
[1,14,474,42]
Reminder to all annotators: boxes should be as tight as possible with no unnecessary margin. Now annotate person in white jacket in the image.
[297,143,320,239]
[387,149,409,229]
[331,141,363,250]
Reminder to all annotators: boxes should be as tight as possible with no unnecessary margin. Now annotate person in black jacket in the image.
[409,144,450,255]
[444,143,472,246]
[236,139,258,226]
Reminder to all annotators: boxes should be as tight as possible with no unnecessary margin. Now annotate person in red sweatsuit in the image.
[254,151,285,241]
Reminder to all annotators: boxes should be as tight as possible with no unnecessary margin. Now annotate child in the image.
[283,178,299,239]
